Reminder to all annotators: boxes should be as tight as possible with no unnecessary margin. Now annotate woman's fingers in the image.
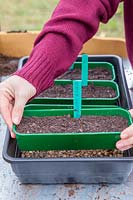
[116,144,133,151]
[116,110,133,150]
[120,124,133,139]
[0,96,15,138]
[116,136,133,150]
[12,93,28,125]
[120,109,133,140]
[0,75,36,138]
[129,109,133,117]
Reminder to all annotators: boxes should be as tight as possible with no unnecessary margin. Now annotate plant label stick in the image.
[73,80,82,118]
[82,54,88,86]
[69,63,74,70]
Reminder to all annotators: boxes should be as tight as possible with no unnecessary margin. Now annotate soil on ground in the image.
[0,54,19,76]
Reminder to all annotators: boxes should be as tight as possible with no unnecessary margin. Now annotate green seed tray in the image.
[13,107,132,151]
[25,104,119,111]
[59,61,115,81]
[30,80,120,105]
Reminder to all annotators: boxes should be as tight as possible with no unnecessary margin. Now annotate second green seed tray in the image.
[30,80,120,105]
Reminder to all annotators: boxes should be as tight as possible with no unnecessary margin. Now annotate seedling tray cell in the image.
[35,80,120,105]
[13,108,132,151]
[59,61,115,81]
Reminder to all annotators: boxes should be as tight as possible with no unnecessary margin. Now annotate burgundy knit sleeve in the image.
[124,0,133,65]
[14,0,120,96]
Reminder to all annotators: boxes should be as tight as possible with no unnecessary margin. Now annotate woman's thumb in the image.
[129,109,133,118]
[12,95,27,125]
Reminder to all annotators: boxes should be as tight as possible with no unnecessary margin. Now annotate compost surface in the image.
[21,149,123,158]
[58,67,112,80]
[39,84,116,98]
[17,115,128,133]
[0,54,19,76]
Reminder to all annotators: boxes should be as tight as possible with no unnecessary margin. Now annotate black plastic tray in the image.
[2,55,133,184]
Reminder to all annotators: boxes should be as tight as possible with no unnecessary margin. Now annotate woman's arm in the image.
[14,0,120,96]
[0,0,121,137]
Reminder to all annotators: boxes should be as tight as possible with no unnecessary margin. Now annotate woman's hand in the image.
[116,109,133,151]
[0,75,36,138]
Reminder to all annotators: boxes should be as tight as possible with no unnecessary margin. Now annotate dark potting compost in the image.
[39,84,116,98]
[21,149,123,158]
[58,68,112,80]
[17,115,128,134]
[0,54,19,76]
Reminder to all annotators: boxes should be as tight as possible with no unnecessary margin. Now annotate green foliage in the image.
[0,1,124,37]
[0,0,59,31]
[97,3,124,37]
